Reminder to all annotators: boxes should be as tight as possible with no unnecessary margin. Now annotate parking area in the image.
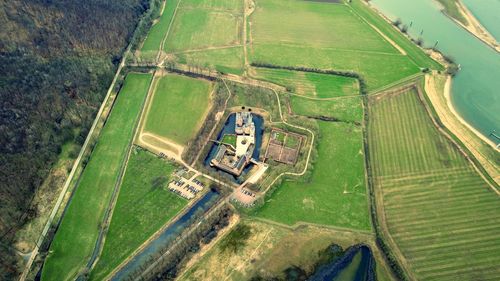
[167,169,205,200]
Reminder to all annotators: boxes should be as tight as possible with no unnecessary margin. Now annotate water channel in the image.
[369,0,500,144]
[110,189,220,280]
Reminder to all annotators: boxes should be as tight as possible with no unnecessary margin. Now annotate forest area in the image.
[0,0,150,278]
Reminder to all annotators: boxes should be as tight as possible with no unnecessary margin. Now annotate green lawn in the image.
[290,95,363,123]
[89,148,187,280]
[164,8,242,52]
[368,88,500,280]
[141,0,180,52]
[284,134,300,149]
[256,121,370,230]
[252,67,359,98]
[144,74,211,145]
[222,134,237,147]
[42,73,152,281]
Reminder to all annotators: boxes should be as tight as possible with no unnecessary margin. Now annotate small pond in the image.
[309,245,376,281]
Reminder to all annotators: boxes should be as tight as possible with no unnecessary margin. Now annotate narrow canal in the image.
[110,189,220,280]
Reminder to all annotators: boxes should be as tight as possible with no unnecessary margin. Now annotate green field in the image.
[289,95,363,123]
[252,68,359,97]
[176,46,244,75]
[180,0,243,11]
[141,0,180,52]
[164,7,242,52]
[144,74,211,145]
[90,148,187,280]
[248,0,439,90]
[256,121,370,230]
[349,0,443,70]
[42,73,152,281]
[368,88,500,280]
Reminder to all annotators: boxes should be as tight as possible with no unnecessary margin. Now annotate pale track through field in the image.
[222,229,273,281]
[18,31,137,281]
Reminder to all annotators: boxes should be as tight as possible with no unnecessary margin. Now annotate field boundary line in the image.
[86,72,156,276]
[157,0,183,63]
[171,44,243,55]
[347,1,407,56]
[415,86,500,195]
[252,42,406,57]
[135,199,229,280]
[19,34,135,281]
[103,189,212,280]
[369,72,423,95]
[252,217,373,236]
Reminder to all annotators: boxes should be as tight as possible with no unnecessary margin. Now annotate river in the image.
[369,0,500,144]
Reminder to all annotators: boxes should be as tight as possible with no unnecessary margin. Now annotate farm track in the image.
[19,32,136,281]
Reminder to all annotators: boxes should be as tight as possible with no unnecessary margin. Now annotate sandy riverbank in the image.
[445,0,499,52]
[442,76,498,150]
[424,72,500,185]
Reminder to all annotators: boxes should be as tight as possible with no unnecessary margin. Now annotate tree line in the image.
[0,0,152,278]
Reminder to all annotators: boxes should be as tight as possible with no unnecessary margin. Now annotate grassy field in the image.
[248,0,442,90]
[42,73,152,281]
[180,220,391,280]
[164,7,242,52]
[90,148,187,280]
[144,74,211,146]
[289,95,363,123]
[176,46,244,75]
[349,0,443,70]
[141,0,180,52]
[180,0,243,11]
[256,120,370,230]
[250,43,419,91]
[251,67,359,97]
[368,88,500,280]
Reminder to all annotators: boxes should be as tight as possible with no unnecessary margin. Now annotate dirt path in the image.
[157,0,183,63]
[19,33,136,281]
[223,228,273,281]
[140,132,185,156]
[366,21,407,55]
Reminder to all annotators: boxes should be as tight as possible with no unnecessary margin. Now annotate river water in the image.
[369,0,500,144]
